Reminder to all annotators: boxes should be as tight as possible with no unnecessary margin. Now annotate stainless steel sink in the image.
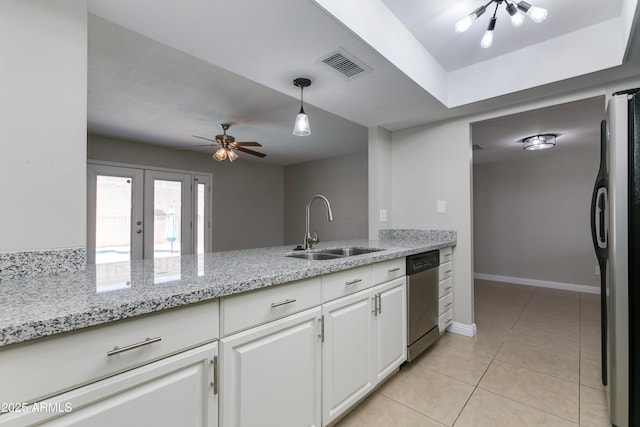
[285,247,385,260]
[285,252,344,260]
[320,247,385,256]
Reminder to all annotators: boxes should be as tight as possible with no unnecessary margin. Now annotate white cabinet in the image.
[374,278,407,383]
[321,276,406,426]
[322,289,375,425]
[438,246,454,332]
[219,307,322,427]
[0,342,218,427]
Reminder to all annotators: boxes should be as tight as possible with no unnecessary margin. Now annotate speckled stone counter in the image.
[0,230,456,347]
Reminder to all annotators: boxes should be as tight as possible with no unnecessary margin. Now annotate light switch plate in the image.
[437,200,446,214]
[379,209,388,222]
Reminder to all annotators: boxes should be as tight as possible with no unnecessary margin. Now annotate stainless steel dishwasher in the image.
[406,250,440,362]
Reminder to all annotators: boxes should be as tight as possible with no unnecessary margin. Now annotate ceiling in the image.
[87,0,640,166]
[471,96,605,164]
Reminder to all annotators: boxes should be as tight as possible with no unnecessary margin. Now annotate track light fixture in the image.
[293,78,312,136]
[455,0,547,48]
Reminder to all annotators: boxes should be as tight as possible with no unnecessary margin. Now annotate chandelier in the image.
[455,0,548,48]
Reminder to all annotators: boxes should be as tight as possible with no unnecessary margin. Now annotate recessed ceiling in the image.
[381,0,623,71]
[87,0,640,165]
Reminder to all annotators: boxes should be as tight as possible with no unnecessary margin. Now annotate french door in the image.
[87,164,211,264]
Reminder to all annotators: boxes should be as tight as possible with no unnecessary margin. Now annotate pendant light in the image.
[293,78,311,136]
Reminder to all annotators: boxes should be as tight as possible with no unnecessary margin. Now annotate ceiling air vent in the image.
[472,144,485,151]
[320,49,371,79]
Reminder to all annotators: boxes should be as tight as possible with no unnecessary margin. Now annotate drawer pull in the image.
[387,267,401,273]
[445,269,453,274]
[271,298,297,308]
[345,279,363,286]
[445,286,452,292]
[445,302,453,309]
[445,318,452,324]
[107,336,162,356]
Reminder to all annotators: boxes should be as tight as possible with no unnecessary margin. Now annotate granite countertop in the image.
[0,230,456,348]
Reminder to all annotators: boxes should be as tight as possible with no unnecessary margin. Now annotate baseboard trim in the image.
[448,322,477,337]
[474,273,600,295]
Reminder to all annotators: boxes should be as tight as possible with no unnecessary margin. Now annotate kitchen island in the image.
[0,229,455,427]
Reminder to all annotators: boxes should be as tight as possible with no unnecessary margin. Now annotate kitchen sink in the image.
[285,247,385,260]
[319,247,385,256]
[286,252,344,260]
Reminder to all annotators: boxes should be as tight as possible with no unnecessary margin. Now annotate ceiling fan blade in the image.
[231,141,262,147]
[234,146,266,158]
[176,144,217,149]
[192,135,220,144]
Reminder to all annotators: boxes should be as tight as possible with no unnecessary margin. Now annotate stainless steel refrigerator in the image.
[591,88,640,427]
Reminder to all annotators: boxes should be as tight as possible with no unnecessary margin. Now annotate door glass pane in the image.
[197,183,205,254]
[153,180,182,258]
[95,175,132,264]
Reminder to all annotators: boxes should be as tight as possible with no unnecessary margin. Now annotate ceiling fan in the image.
[178,123,266,162]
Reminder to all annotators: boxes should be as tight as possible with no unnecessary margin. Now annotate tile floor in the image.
[336,279,610,427]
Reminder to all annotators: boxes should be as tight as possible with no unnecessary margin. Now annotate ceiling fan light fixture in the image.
[522,134,556,151]
[293,77,312,136]
[213,146,228,161]
[227,148,238,162]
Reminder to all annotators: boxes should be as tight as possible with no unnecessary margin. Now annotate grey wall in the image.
[473,145,599,287]
[283,151,368,246]
[88,134,284,251]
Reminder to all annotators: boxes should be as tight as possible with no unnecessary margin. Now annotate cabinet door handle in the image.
[271,298,296,308]
[107,336,162,356]
[318,316,325,342]
[387,267,401,273]
[211,355,219,395]
[345,279,362,286]
[377,294,382,315]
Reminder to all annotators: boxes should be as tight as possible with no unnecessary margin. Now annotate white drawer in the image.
[439,293,453,314]
[439,309,453,333]
[372,258,406,285]
[1,300,219,404]
[439,277,453,297]
[221,277,321,336]
[322,265,373,303]
[440,246,453,263]
[439,261,453,280]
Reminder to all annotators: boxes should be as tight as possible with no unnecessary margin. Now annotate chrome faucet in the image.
[304,194,334,250]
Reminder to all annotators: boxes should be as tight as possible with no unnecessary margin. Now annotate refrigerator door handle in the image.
[595,187,608,248]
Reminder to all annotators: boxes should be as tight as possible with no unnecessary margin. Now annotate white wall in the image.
[474,147,600,288]
[283,151,368,246]
[0,0,87,252]
[88,135,284,251]
[390,121,475,327]
[368,127,393,239]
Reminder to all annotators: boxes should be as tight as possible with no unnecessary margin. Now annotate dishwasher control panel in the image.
[406,250,440,275]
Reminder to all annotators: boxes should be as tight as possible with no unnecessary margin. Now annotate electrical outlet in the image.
[595,265,601,275]
[437,200,446,214]
[379,209,388,222]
